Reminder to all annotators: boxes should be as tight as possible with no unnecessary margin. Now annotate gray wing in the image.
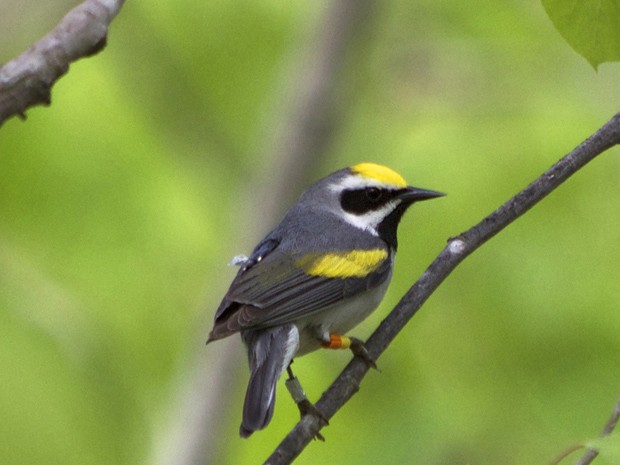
[207,239,390,341]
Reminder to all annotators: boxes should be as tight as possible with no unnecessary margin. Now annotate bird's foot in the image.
[348,337,379,370]
[285,367,328,441]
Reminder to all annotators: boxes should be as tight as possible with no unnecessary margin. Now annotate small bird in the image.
[207,162,443,438]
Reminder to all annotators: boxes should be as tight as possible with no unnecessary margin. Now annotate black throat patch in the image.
[377,202,410,250]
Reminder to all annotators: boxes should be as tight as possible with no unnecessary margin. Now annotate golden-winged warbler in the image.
[207,162,444,437]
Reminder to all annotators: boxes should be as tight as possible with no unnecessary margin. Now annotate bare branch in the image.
[265,112,620,464]
[573,395,620,465]
[0,0,125,127]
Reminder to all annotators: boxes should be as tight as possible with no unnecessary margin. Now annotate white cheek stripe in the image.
[328,175,402,235]
[340,201,398,235]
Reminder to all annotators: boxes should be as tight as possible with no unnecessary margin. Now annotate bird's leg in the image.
[285,363,328,441]
[321,334,378,370]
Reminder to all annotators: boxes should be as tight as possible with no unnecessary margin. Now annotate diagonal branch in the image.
[573,395,620,465]
[0,0,125,127]
[265,111,620,464]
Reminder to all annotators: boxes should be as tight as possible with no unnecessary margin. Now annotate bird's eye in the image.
[365,187,382,202]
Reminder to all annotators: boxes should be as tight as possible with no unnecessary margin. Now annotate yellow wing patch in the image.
[351,162,407,188]
[296,249,388,278]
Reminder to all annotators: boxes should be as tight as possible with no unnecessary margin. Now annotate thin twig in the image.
[265,113,620,464]
[550,444,585,465]
[573,395,620,465]
[0,0,125,126]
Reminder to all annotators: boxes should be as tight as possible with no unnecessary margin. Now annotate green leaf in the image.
[541,0,620,69]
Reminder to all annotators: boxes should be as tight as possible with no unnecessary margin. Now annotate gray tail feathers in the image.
[239,324,299,438]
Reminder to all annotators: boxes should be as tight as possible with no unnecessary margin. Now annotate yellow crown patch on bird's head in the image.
[350,162,408,188]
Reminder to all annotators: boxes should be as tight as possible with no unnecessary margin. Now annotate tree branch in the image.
[265,112,620,464]
[0,0,125,127]
[573,395,620,465]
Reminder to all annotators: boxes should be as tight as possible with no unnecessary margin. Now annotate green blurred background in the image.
[1,1,619,464]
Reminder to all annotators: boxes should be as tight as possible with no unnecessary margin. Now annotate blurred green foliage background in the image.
[1,1,619,464]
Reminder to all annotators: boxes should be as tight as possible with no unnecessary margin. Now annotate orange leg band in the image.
[321,334,352,350]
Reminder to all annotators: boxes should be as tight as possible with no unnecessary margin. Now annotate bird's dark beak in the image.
[397,186,446,203]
